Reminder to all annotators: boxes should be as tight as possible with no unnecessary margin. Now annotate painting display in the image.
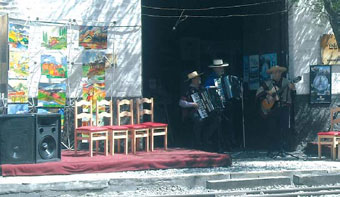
[82,52,105,82]
[8,80,28,103]
[41,53,67,78]
[259,53,277,82]
[82,83,106,111]
[8,23,29,50]
[321,34,340,65]
[310,65,332,104]
[9,51,30,79]
[38,83,66,107]
[7,103,29,114]
[41,26,67,50]
[79,26,108,49]
[248,55,259,90]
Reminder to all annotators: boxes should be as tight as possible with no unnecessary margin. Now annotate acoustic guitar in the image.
[260,76,301,116]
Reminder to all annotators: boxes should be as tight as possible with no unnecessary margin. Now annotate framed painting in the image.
[310,65,331,104]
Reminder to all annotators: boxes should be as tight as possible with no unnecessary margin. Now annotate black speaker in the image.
[0,114,36,164]
[35,114,61,163]
[0,114,61,164]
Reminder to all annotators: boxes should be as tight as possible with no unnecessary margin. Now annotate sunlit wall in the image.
[288,0,332,95]
[1,0,141,98]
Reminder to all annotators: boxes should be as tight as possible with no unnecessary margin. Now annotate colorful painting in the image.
[37,108,64,130]
[82,83,106,111]
[248,55,260,90]
[310,65,331,104]
[8,80,28,103]
[259,53,277,82]
[8,23,29,50]
[82,52,105,82]
[9,51,30,79]
[7,103,29,114]
[38,83,66,107]
[41,54,67,78]
[42,26,67,50]
[79,26,108,49]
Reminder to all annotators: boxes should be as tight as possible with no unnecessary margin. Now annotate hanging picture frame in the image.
[310,65,332,104]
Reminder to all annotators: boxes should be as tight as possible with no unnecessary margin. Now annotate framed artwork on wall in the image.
[310,65,332,104]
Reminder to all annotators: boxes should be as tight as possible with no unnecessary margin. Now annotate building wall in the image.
[1,0,141,98]
[288,0,332,95]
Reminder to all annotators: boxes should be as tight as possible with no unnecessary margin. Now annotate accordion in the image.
[191,87,224,119]
[214,75,242,102]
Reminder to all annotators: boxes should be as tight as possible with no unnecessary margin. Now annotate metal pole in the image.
[241,81,246,149]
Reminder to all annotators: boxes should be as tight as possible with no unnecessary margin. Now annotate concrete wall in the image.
[1,0,141,98]
[288,0,332,95]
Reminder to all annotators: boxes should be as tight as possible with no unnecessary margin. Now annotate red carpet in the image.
[1,148,231,176]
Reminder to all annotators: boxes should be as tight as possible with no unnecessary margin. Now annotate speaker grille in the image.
[0,115,35,164]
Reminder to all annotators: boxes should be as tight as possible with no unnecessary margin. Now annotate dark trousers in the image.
[266,106,290,151]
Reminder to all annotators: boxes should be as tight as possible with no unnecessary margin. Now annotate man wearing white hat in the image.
[256,65,296,155]
[204,59,229,87]
[179,71,206,149]
[203,59,237,152]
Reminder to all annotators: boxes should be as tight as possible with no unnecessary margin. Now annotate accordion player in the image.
[191,87,224,119]
[214,75,242,103]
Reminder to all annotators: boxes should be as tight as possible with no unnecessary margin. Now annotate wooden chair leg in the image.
[105,133,108,156]
[133,133,136,154]
[89,134,93,157]
[146,130,149,152]
[74,132,78,154]
[150,129,154,152]
[110,136,114,156]
[164,127,168,150]
[125,131,128,155]
[318,137,321,159]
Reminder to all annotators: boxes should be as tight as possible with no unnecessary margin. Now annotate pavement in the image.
[2,150,340,196]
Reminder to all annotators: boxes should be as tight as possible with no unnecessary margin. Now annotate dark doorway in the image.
[141,0,288,150]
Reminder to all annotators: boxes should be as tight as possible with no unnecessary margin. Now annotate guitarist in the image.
[256,65,296,154]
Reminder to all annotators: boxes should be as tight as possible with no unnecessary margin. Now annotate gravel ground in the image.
[56,150,340,196]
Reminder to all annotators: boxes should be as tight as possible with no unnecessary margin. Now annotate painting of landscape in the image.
[8,23,29,50]
[8,80,28,103]
[82,83,106,111]
[79,26,108,49]
[9,51,30,79]
[82,52,105,82]
[38,83,66,107]
[41,54,67,78]
[42,26,67,50]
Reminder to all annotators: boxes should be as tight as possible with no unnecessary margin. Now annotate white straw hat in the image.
[208,59,229,68]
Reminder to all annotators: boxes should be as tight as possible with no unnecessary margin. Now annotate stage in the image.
[0,148,231,177]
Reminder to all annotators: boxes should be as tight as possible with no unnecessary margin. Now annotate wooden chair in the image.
[117,99,149,154]
[317,107,340,160]
[96,99,129,155]
[137,98,168,151]
[74,100,108,157]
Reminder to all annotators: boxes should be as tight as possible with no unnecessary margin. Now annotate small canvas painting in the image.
[7,103,29,114]
[79,26,108,49]
[41,26,67,50]
[310,65,331,104]
[41,54,67,78]
[38,83,66,107]
[9,51,30,79]
[82,52,105,82]
[8,80,28,103]
[8,23,29,50]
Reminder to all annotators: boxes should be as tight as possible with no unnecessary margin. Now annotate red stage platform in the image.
[1,148,231,177]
